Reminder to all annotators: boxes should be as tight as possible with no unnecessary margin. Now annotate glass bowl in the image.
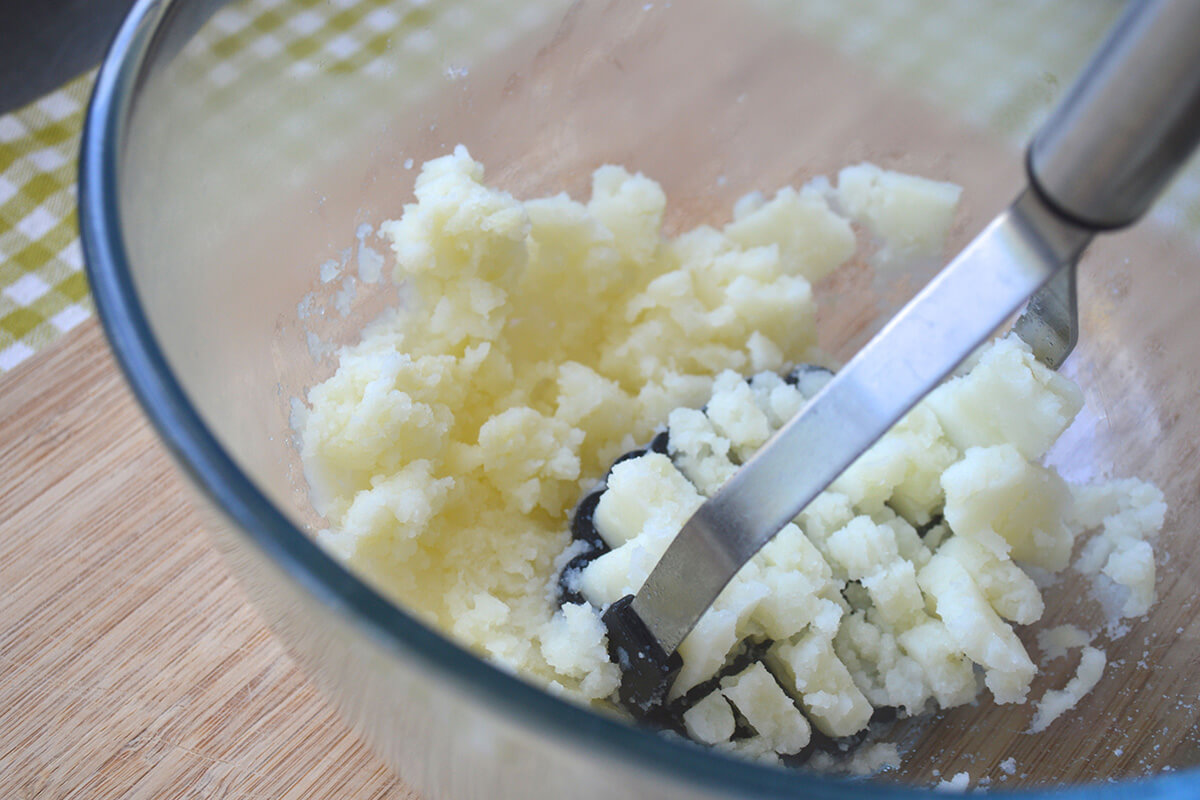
[79,0,1200,797]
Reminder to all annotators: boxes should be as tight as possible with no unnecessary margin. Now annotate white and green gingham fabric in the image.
[0,0,550,372]
[0,74,92,371]
[3,0,1198,373]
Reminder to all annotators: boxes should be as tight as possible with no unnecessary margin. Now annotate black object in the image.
[555,430,670,607]
[556,489,608,607]
[0,0,136,114]
[601,595,684,715]
[916,512,945,538]
[558,372,898,756]
[785,362,834,389]
[0,0,232,115]
[665,635,774,716]
[570,489,606,551]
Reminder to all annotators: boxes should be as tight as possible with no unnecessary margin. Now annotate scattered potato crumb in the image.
[1030,646,1107,732]
[835,162,961,268]
[1037,624,1093,662]
[935,771,972,792]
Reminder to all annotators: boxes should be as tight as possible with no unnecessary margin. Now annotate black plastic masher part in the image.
[555,431,671,607]
[785,363,834,388]
[559,363,828,608]
[602,594,684,715]
[556,490,607,607]
[557,369,887,743]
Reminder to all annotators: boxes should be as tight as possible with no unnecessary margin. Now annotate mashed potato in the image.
[570,342,1161,760]
[301,146,1164,762]
[302,144,859,699]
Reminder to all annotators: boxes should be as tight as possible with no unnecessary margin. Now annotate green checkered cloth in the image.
[2,0,1198,373]
[0,0,549,372]
[0,73,92,371]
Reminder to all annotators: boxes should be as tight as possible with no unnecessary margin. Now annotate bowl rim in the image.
[77,0,1200,797]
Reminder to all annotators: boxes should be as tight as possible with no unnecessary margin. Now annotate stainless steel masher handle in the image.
[1029,0,1200,229]
[604,0,1200,712]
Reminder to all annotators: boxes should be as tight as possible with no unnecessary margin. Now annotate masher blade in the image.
[622,189,1092,669]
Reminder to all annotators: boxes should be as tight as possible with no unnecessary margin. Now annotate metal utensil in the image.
[603,0,1200,713]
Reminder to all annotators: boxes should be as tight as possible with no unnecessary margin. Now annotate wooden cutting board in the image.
[0,320,415,800]
[4,6,1199,790]
[2,267,1198,795]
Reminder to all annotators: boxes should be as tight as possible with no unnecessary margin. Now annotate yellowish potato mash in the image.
[302,145,864,697]
[300,146,1163,763]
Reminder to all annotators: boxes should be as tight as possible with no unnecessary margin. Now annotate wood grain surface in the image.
[0,321,414,800]
[1,239,1198,795]
[4,5,1200,791]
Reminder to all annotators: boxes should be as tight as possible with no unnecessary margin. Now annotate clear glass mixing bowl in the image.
[80,0,1200,796]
